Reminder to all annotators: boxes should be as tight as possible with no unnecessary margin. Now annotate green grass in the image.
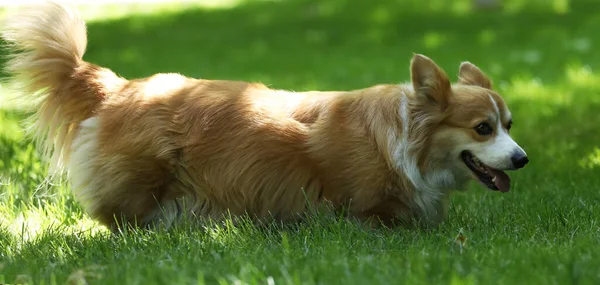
[1,0,600,284]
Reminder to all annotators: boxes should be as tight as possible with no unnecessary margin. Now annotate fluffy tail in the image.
[2,2,124,173]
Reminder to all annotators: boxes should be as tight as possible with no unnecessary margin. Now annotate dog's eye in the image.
[475,123,493,135]
[506,121,512,131]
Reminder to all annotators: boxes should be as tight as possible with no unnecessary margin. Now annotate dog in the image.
[2,2,528,230]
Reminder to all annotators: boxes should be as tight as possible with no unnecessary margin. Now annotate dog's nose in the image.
[511,151,529,169]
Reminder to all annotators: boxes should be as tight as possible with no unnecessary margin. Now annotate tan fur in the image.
[2,2,525,230]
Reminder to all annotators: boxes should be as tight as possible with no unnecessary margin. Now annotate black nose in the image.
[511,151,529,169]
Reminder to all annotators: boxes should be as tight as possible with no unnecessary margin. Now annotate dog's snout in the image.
[511,151,529,169]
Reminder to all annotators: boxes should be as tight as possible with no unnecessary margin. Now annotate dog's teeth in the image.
[492,177,496,183]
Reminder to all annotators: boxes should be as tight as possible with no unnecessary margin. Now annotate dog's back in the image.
[80,73,334,227]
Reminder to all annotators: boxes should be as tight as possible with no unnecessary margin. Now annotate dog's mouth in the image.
[461,151,510,192]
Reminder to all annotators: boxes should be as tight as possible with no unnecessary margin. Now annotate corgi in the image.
[2,2,528,230]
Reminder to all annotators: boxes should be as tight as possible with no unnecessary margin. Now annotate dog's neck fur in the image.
[294,84,452,225]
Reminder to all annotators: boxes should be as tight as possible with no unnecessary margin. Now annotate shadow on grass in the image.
[0,214,412,284]
[2,207,597,284]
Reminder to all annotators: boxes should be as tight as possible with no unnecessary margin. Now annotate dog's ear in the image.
[411,54,451,111]
[458,62,492,89]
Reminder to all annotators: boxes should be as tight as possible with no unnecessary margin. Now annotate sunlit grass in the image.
[579,148,600,169]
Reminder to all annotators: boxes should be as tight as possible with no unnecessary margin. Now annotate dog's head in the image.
[409,54,528,192]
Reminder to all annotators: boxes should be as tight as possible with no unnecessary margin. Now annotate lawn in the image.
[1,0,600,284]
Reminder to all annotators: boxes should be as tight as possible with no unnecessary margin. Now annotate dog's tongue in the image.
[488,168,510,192]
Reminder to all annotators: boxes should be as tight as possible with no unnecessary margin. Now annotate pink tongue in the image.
[488,168,510,192]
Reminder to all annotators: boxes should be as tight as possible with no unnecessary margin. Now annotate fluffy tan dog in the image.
[2,2,528,230]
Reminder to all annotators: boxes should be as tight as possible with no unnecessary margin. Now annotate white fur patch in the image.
[488,93,500,116]
[464,132,522,170]
[68,117,102,213]
[390,91,449,221]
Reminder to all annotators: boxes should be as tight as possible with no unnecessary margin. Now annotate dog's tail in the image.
[2,2,126,173]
